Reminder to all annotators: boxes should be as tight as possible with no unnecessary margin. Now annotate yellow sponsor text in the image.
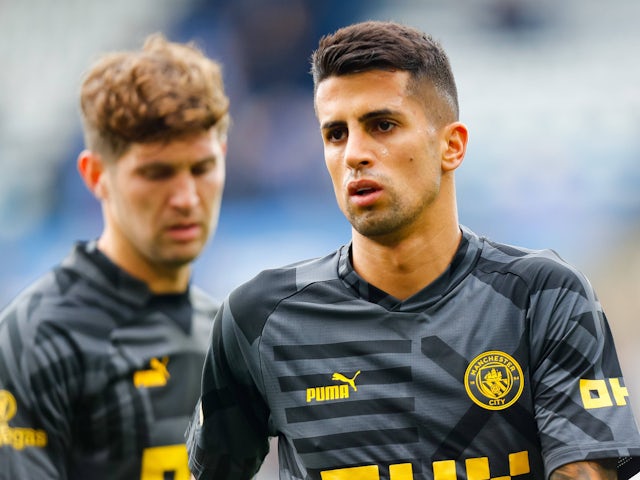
[307,371,361,403]
[0,424,48,450]
[0,390,48,450]
[580,377,629,409]
[306,384,350,403]
[320,451,530,479]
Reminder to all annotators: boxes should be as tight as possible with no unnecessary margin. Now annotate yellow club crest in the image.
[464,351,524,410]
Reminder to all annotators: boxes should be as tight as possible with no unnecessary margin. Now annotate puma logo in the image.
[133,357,170,388]
[332,370,361,392]
[306,370,362,403]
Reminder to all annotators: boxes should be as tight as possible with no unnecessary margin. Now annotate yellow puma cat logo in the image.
[134,357,170,388]
[332,370,361,391]
[306,371,362,403]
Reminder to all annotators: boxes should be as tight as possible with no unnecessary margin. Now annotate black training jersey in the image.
[187,226,640,480]
[0,241,217,480]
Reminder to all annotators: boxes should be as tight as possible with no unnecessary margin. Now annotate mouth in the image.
[347,179,383,207]
[348,180,382,196]
[166,222,203,242]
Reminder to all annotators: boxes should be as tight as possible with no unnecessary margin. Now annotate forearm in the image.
[550,459,617,479]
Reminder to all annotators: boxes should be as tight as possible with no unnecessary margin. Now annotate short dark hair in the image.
[311,21,459,121]
[80,33,230,161]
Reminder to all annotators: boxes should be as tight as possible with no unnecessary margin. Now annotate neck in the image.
[97,235,191,294]
[351,222,461,301]
[350,183,461,300]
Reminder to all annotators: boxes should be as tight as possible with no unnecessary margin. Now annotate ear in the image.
[441,121,468,172]
[77,149,108,199]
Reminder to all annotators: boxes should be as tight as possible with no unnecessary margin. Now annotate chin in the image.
[162,248,202,267]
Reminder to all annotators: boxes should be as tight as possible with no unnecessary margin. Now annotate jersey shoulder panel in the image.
[478,237,592,298]
[228,249,342,345]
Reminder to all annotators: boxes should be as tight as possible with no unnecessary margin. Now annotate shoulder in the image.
[0,268,85,390]
[477,236,592,296]
[223,250,341,342]
[0,256,119,356]
[0,268,65,333]
[230,250,341,308]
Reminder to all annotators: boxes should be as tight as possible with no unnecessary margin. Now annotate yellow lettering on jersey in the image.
[321,452,530,480]
[307,371,360,403]
[0,390,48,450]
[509,450,530,476]
[389,463,413,480]
[580,379,612,409]
[609,378,629,406]
[306,385,350,403]
[321,465,379,480]
[580,378,629,409]
[433,460,457,480]
[0,390,17,420]
[466,457,489,480]
[140,444,189,480]
[0,424,48,450]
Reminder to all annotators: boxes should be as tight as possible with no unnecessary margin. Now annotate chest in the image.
[71,320,208,459]
[256,290,542,478]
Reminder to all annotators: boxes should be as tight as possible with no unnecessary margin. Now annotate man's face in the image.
[315,70,447,240]
[100,128,226,274]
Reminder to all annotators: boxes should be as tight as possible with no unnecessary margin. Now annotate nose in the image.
[169,173,199,211]
[344,129,374,170]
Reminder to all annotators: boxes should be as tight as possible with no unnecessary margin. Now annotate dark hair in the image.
[80,33,230,161]
[311,21,459,120]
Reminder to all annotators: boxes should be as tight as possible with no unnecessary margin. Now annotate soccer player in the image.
[185,21,640,480]
[0,34,229,479]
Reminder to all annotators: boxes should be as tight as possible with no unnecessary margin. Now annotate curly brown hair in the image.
[80,33,230,161]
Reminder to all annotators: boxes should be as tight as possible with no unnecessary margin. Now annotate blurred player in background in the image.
[0,33,229,479]
[185,21,640,480]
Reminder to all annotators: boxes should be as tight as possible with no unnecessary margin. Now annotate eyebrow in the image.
[320,108,400,131]
[134,155,218,173]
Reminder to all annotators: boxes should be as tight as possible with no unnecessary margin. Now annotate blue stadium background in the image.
[1,1,639,477]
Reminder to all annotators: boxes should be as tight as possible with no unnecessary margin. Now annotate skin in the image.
[551,460,617,479]
[315,69,618,479]
[77,128,226,293]
[315,69,467,300]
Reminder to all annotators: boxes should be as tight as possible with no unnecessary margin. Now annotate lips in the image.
[347,179,383,207]
[348,179,382,196]
[166,222,202,241]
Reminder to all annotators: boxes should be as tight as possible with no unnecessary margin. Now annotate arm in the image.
[526,257,640,478]
[0,303,75,478]
[551,459,617,479]
[186,302,271,479]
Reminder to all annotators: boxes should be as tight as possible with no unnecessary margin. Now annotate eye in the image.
[191,159,216,176]
[325,127,347,143]
[138,164,174,180]
[376,120,395,132]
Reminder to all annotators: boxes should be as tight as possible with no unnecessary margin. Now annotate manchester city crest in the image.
[464,351,524,410]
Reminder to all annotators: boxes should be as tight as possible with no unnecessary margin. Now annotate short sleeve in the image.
[0,300,79,479]
[528,263,640,477]
[186,302,271,480]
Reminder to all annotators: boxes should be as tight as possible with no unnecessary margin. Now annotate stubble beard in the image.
[345,187,438,240]
[152,234,207,270]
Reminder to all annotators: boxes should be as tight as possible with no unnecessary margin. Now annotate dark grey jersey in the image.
[186,226,640,480]
[0,242,217,480]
